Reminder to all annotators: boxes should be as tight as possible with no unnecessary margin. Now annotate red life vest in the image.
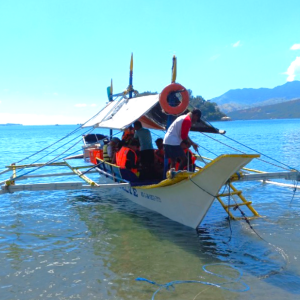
[174,149,196,171]
[116,147,138,174]
[184,149,196,165]
[154,148,164,164]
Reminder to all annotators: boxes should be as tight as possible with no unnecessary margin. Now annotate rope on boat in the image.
[198,145,218,157]
[290,180,298,205]
[136,263,249,300]
[188,178,290,279]
[11,130,123,182]
[14,127,95,176]
[223,180,264,240]
[13,126,85,165]
[189,176,290,269]
[200,132,294,172]
[149,130,165,139]
[223,134,298,171]
[13,105,108,165]
[196,149,207,164]
[27,127,94,166]
[189,177,216,197]
[225,183,233,242]
[208,131,300,204]
[189,178,255,243]
[222,180,290,269]
[191,114,298,173]
[12,133,88,181]
[1,96,125,181]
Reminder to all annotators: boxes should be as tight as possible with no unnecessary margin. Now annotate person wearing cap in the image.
[103,137,120,163]
[163,109,201,170]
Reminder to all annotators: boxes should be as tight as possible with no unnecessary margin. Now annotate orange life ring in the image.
[159,83,189,115]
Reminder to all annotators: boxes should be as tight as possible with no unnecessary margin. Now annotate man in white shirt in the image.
[163,109,201,170]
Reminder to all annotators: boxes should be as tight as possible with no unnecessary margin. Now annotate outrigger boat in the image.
[1,55,300,229]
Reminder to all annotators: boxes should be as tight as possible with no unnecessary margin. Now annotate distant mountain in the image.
[210,81,300,113]
[227,98,300,120]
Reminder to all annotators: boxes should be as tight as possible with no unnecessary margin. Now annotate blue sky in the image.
[0,0,300,125]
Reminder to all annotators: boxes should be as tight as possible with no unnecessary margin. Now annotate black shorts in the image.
[164,144,185,159]
[140,149,154,165]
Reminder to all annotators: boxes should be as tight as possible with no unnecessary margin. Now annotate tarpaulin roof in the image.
[83,95,162,130]
[83,94,224,134]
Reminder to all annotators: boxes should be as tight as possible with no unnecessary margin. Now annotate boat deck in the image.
[95,158,200,189]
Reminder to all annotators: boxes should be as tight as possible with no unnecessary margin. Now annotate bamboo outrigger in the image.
[1,55,299,229]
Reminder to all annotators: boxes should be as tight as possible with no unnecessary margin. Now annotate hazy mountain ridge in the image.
[227,98,300,120]
[210,81,300,113]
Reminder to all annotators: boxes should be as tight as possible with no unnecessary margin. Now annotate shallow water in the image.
[0,120,300,299]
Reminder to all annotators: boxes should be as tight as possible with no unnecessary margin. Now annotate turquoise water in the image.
[0,120,300,299]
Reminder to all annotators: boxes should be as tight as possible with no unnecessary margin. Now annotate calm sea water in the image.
[0,119,300,300]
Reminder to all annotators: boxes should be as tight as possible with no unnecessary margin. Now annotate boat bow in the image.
[132,154,260,228]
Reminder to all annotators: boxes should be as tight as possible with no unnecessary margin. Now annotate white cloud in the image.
[90,104,97,107]
[285,57,300,81]
[290,44,300,50]
[75,103,87,107]
[210,54,220,61]
[232,41,241,47]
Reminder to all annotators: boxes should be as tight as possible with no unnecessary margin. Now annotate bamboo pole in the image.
[5,162,67,169]
[1,182,130,194]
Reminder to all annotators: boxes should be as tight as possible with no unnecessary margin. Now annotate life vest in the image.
[103,144,111,162]
[174,149,196,171]
[154,149,164,164]
[122,128,135,141]
[184,149,196,165]
[116,146,138,174]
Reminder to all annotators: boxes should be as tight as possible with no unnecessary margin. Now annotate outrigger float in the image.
[1,55,300,229]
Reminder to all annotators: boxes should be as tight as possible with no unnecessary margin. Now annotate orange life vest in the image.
[122,128,135,141]
[116,146,138,174]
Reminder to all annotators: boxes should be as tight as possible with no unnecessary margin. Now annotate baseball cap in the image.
[111,137,120,143]
[192,109,202,122]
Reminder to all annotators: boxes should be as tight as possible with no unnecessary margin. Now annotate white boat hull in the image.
[98,154,258,228]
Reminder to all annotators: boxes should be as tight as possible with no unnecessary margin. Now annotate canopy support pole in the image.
[109,79,113,139]
[163,55,177,179]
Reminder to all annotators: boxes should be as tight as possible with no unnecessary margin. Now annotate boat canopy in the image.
[83,94,224,134]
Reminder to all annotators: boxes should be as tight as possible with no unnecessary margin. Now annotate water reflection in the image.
[71,187,300,299]
[72,191,235,299]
